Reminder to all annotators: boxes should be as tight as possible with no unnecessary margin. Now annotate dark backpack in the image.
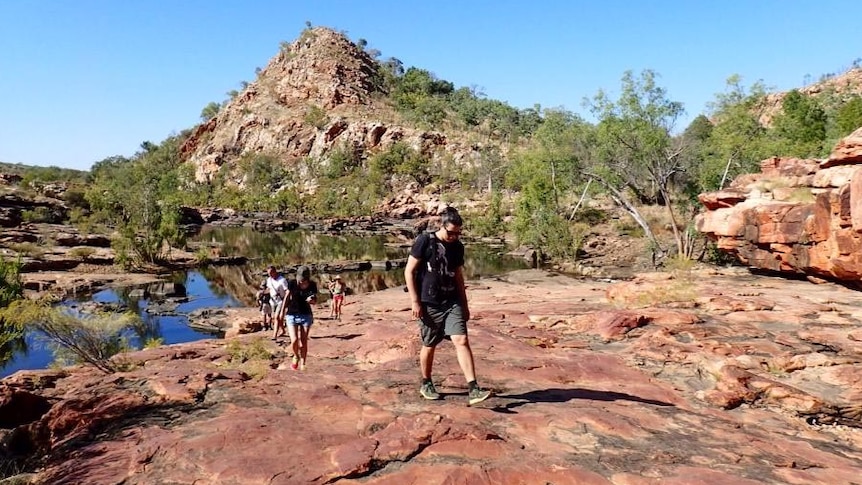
[417,232,453,301]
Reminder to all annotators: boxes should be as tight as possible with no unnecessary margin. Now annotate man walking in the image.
[404,206,491,406]
[266,265,289,340]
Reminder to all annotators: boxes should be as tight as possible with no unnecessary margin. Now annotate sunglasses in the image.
[445,227,462,237]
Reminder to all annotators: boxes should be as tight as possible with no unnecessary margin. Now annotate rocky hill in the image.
[758,67,862,126]
[180,27,487,186]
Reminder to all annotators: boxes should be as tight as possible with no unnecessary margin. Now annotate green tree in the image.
[585,70,690,257]
[771,89,827,157]
[507,108,587,259]
[0,255,25,353]
[238,153,288,209]
[698,75,771,191]
[834,96,862,137]
[86,136,186,265]
[200,101,221,122]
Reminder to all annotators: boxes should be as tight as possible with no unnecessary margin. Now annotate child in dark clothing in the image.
[256,281,272,331]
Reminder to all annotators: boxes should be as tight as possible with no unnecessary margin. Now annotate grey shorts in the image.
[418,301,467,347]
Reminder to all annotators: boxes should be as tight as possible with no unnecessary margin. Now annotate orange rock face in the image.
[697,128,862,285]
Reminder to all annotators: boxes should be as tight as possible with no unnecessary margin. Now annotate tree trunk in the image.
[569,179,592,221]
[585,172,662,253]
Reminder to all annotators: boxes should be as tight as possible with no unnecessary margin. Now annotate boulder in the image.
[697,130,862,286]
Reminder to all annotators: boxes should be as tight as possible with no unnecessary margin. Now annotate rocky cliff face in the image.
[697,127,862,284]
[180,27,484,186]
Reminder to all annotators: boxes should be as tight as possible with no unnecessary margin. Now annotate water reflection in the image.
[194,228,527,304]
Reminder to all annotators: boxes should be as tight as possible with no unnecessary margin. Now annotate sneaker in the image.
[419,381,441,400]
[290,355,299,371]
[467,387,492,406]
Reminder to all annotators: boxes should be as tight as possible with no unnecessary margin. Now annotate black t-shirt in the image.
[286,279,317,315]
[410,232,465,304]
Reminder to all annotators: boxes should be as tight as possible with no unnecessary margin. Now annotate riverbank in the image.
[2,267,861,483]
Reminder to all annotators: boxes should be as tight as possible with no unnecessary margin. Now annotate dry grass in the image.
[222,338,274,380]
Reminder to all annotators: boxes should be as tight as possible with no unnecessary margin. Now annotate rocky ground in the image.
[2,268,862,484]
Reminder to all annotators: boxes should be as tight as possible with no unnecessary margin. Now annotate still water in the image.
[0,228,529,378]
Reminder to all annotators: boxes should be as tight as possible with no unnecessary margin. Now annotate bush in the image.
[0,256,23,308]
[304,104,329,129]
[69,247,96,261]
[21,206,55,223]
[9,242,44,258]
[224,338,272,379]
[0,299,144,373]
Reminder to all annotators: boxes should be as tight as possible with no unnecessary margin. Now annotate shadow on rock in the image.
[489,387,674,414]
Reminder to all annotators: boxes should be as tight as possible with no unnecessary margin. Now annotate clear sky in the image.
[1,0,860,171]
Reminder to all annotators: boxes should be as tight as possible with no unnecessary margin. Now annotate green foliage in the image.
[0,255,23,309]
[144,337,164,349]
[304,104,330,129]
[770,90,827,157]
[225,338,272,363]
[587,69,685,205]
[308,175,376,218]
[200,101,221,122]
[694,76,772,192]
[512,176,580,261]
[237,153,288,206]
[62,185,90,211]
[704,241,738,266]
[7,164,89,188]
[367,142,430,192]
[69,247,96,261]
[20,206,56,223]
[8,242,44,258]
[323,144,362,180]
[86,136,187,265]
[469,190,506,238]
[834,96,862,137]
[0,299,143,374]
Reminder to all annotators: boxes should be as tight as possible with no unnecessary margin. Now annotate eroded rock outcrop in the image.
[697,127,862,285]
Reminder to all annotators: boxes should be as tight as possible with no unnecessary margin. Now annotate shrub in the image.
[21,206,55,223]
[304,104,329,129]
[9,242,44,258]
[0,255,23,308]
[224,338,272,380]
[69,247,96,261]
[0,299,144,373]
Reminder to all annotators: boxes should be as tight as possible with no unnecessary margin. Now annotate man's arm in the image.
[278,281,289,318]
[404,255,423,319]
[454,266,470,322]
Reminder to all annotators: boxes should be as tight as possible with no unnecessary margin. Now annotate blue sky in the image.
[1,0,859,171]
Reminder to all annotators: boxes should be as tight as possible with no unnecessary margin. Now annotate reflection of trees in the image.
[189,228,530,304]
[195,228,404,263]
[0,333,27,369]
[129,312,163,346]
[200,265,260,306]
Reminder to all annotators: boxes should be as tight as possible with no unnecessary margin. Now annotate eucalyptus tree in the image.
[700,75,771,190]
[86,136,186,265]
[771,89,827,157]
[833,95,862,138]
[507,108,588,260]
[584,70,691,257]
[200,101,221,122]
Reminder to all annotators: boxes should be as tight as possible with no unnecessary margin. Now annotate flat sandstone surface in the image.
[3,268,862,484]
